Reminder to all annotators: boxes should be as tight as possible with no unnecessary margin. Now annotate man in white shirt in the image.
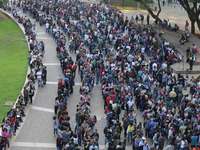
[45,21,50,33]
[127,99,134,109]
[37,69,43,87]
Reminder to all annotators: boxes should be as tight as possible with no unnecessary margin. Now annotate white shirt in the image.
[45,23,49,29]
[37,71,42,79]
[127,100,134,108]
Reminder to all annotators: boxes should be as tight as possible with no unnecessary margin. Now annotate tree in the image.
[177,0,200,34]
[135,0,162,22]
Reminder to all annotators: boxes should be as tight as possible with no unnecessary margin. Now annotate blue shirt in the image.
[162,74,168,82]
[149,122,157,131]
[191,136,198,146]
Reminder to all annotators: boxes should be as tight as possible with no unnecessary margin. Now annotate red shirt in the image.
[106,97,111,105]
[10,118,15,128]
[104,108,108,115]
[59,80,62,88]
[100,69,104,75]
[121,93,125,101]
[72,64,77,71]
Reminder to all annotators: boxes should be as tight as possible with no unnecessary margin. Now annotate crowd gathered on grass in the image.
[1,0,200,150]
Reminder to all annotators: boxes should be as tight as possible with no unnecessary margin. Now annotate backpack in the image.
[116,106,121,114]
[103,127,107,135]
[142,111,146,118]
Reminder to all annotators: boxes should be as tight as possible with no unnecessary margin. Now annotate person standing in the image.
[23,87,29,106]
[189,54,194,70]
[185,20,189,30]
[28,51,32,66]
[45,21,50,33]
[141,15,144,25]
[167,20,171,30]
[29,82,34,103]
[186,47,191,60]
[54,98,59,115]
[42,67,47,85]
[72,63,77,78]
[53,116,58,136]
[136,15,139,24]
[56,135,63,150]
[128,123,134,143]
[147,14,150,25]
[121,100,128,119]
[123,115,130,138]
[36,69,43,87]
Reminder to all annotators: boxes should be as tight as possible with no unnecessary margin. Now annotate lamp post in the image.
[137,1,140,15]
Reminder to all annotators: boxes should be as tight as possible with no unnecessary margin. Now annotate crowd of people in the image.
[0,6,47,150]
[1,0,200,150]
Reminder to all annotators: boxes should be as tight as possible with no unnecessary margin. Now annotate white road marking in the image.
[31,106,54,113]
[99,145,107,149]
[13,142,56,148]
[46,81,100,87]
[46,81,58,85]
[36,37,52,40]
[96,116,106,121]
[37,32,46,35]
[43,63,60,66]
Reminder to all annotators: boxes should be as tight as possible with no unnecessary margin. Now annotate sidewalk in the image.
[9,10,61,150]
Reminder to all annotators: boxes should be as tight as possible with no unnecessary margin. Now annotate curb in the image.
[0,8,38,148]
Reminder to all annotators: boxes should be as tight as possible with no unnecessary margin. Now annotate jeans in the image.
[6,139,10,148]
[96,74,100,85]
[122,110,126,119]
[57,147,61,150]
[45,28,49,33]
[37,78,43,87]
[28,56,31,66]
[184,82,188,90]
[128,132,133,143]
[105,136,109,144]
[176,145,180,150]
[54,128,58,136]
[78,132,82,146]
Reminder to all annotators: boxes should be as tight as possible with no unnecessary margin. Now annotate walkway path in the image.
[8,9,109,150]
[9,11,61,150]
[7,7,138,150]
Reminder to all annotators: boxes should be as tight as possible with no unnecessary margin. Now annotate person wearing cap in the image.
[143,141,150,150]
[138,137,146,150]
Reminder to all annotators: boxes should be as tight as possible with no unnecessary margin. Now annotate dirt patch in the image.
[195,34,200,39]
[0,12,9,19]
[115,6,137,10]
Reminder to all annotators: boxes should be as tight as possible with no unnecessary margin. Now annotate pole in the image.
[137,2,140,15]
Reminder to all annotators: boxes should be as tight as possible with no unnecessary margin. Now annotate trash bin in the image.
[155,7,157,11]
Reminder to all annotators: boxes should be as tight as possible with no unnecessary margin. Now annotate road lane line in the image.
[31,106,54,113]
[13,142,56,148]
[43,63,60,66]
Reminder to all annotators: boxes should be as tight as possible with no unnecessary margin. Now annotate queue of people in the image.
[2,0,200,150]
[0,6,46,150]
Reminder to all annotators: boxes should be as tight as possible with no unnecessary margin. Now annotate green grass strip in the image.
[0,18,28,122]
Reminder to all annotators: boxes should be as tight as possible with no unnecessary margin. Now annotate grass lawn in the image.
[0,14,28,122]
[110,0,153,10]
